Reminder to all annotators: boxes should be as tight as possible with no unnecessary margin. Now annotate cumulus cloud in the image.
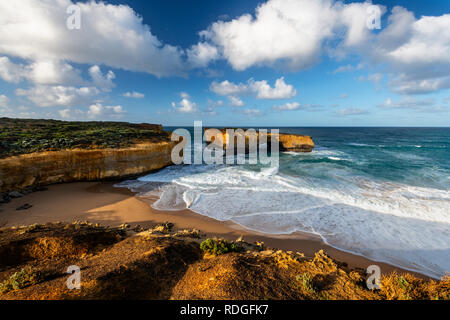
[367,7,450,94]
[58,103,126,120]
[0,57,83,85]
[16,85,99,107]
[0,94,9,108]
[187,42,219,68]
[123,91,145,99]
[227,96,244,107]
[249,78,297,99]
[197,1,450,95]
[198,0,377,71]
[0,94,42,118]
[210,77,296,100]
[0,0,185,78]
[0,56,114,108]
[200,0,337,70]
[89,65,115,92]
[88,103,125,118]
[210,80,248,96]
[171,92,198,113]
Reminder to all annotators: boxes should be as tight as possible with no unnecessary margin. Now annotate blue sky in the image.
[0,0,449,127]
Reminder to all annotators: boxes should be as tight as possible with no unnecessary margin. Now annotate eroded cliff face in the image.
[277,134,315,152]
[0,141,176,193]
[205,129,315,153]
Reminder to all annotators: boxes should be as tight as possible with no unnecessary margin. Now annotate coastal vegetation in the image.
[200,238,243,256]
[0,221,448,300]
[0,117,170,159]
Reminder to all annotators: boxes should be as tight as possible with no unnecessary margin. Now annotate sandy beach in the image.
[0,181,428,279]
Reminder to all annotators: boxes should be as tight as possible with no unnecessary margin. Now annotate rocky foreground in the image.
[0,222,448,300]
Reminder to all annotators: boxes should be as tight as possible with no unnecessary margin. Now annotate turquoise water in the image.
[279,127,450,190]
[119,127,450,278]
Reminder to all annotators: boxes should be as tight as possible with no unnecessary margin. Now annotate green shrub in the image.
[296,273,315,294]
[200,238,243,256]
[0,267,42,294]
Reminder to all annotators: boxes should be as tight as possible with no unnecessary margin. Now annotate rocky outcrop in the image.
[277,134,315,152]
[1,222,448,300]
[205,129,315,153]
[0,142,176,193]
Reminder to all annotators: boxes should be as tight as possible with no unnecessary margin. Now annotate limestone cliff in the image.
[205,129,315,153]
[0,142,175,193]
[277,134,315,152]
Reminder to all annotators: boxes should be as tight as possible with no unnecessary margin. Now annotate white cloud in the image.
[380,97,434,109]
[15,85,99,107]
[171,92,198,113]
[198,1,450,95]
[272,102,300,111]
[198,0,377,71]
[0,0,185,77]
[123,91,145,99]
[210,80,248,96]
[0,57,83,85]
[0,57,24,83]
[336,107,368,116]
[272,102,323,112]
[228,96,244,107]
[0,95,43,118]
[58,108,85,119]
[28,60,83,85]
[88,103,126,118]
[58,103,126,120]
[368,7,450,94]
[0,94,9,108]
[89,65,115,92]
[200,0,337,70]
[187,42,219,68]
[379,97,447,113]
[333,63,363,74]
[249,77,296,99]
[210,77,296,100]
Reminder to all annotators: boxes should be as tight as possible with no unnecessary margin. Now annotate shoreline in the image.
[0,181,430,279]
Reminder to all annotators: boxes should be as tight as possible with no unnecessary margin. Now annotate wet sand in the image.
[0,181,428,279]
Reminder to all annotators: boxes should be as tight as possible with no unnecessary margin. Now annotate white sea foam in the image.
[130,163,450,278]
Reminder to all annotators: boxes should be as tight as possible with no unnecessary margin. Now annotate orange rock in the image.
[0,142,176,193]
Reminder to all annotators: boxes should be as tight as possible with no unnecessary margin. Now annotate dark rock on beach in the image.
[16,203,33,211]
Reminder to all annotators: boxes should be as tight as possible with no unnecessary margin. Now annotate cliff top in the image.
[0,117,170,159]
[0,221,448,300]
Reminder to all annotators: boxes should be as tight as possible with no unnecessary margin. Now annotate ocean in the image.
[118,127,450,279]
